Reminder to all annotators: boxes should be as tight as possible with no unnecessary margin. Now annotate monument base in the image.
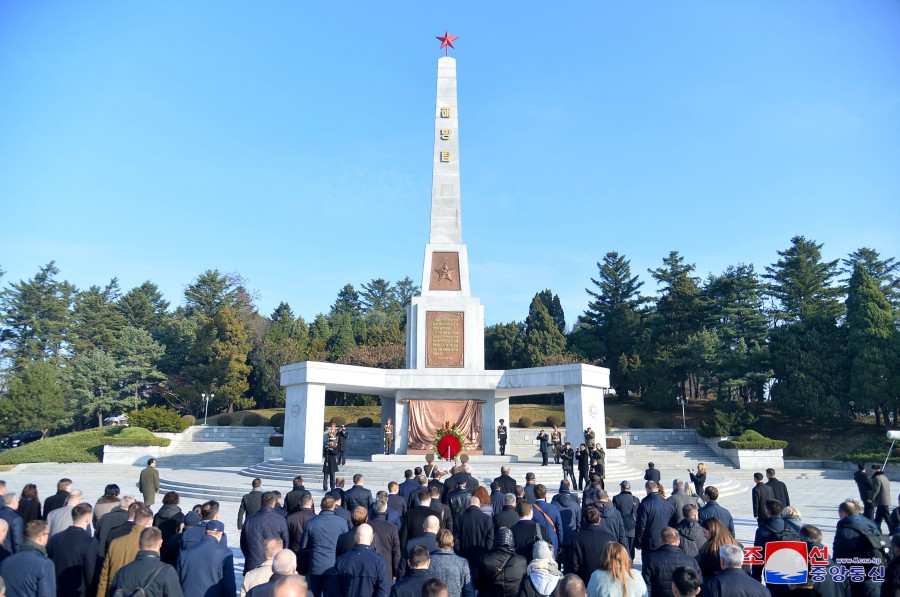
[371,454,518,463]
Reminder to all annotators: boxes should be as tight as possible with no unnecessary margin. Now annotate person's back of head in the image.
[583,506,600,526]
[24,520,48,544]
[765,499,783,518]
[517,501,533,520]
[272,574,307,597]
[252,478,262,489]
[272,548,298,575]
[389,482,399,493]
[418,490,433,506]
[408,544,431,570]
[491,481,501,492]
[57,478,72,492]
[423,578,450,597]
[501,465,510,476]
[414,467,423,476]
[292,475,304,488]
[354,523,373,545]
[661,526,679,546]
[753,472,764,482]
[264,537,284,560]
[534,484,547,501]
[67,489,84,505]
[134,506,154,527]
[373,499,388,516]
[404,470,413,480]
[139,526,163,552]
[353,474,364,486]
[2,493,17,510]
[436,528,454,550]
[558,573,587,597]
[351,506,368,527]
[104,484,121,498]
[838,500,858,518]
[300,494,313,509]
[260,491,277,509]
[424,515,440,534]
[704,487,718,502]
[430,486,441,500]
[682,503,698,521]
[719,544,743,569]
[799,525,823,544]
[202,500,220,521]
[504,494,516,507]
[646,481,658,493]
[72,502,93,525]
[125,500,142,521]
[320,496,336,512]
[671,566,702,597]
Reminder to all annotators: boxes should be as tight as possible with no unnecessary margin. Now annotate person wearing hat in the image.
[524,473,538,504]
[161,510,200,566]
[497,419,508,456]
[475,527,527,597]
[519,540,564,597]
[176,519,235,597]
[612,481,640,559]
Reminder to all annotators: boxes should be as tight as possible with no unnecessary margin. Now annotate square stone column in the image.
[284,382,326,464]
[564,385,607,450]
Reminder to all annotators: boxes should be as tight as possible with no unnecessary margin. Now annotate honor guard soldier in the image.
[550,425,562,465]
[383,418,394,455]
[497,419,508,456]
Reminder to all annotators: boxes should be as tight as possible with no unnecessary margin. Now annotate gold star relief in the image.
[435,262,456,282]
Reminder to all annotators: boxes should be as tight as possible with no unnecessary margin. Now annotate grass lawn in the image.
[0,427,126,464]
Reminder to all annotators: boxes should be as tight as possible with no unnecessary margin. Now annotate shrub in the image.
[0,427,125,464]
[270,412,285,433]
[181,415,196,427]
[217,415,232,426]
[518,417,533,428]
[128,406,189,433]
[330,416,347,427]
[357,417,374,428]
[546,415,562,427]
[697,408,758,438]
[606,437,622,449]
[243,413,262,427]
[605,417,612,429]
[269,435,284,447]
[658,418,675,429]
[840,437,899,463]
[719,430,787,450]
[628,418,645,429]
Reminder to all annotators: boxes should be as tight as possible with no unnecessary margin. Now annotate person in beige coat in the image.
[96,506,153,597]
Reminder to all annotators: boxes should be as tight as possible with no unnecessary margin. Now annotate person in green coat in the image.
[139,458,161,506]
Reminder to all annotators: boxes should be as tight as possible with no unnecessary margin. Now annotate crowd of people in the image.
[0,457,896,597]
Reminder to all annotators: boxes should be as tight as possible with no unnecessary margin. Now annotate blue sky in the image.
[1,2,898,326]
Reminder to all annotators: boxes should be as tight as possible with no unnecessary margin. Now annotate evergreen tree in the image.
[330,284,363,319]
[118,281,170,330]
[0,262,75,368]
[68,348,121,427]
[70,279,124,354]
[115,326,166,411]
[764,236,842,324]
[537,289,566,334]
[360,278,397,314]
[842,248,900,313]
[847,264,895,426]
[524,294,566,367]
[484,322,526,370]
[185,306,254,413]
[0,361,70,436]
[184,269,255,318]
[327,313,357,359]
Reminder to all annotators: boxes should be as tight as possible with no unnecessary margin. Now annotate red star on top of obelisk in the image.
[436,30,459,56]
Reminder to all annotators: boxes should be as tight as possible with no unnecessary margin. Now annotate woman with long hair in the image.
[689,463,707,501]
[17,483,41,523]
[472,486,493,516]
[587,542,647,597]
[696,518,741,580]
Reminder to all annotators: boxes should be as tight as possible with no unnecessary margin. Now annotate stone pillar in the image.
[564,385,607,450]
[283,382,326,464]
[394,396,410,454]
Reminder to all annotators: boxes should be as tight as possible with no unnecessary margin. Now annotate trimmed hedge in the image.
[518,417,533,428]
[243,413,262,427]
[271,412,285,434]
[181,415,196,426]
[217,415,232,426]
[128,406,189,433]
[357,417,374,428]
[269,435,284,447]
[839,437,900,463]
[546,415,562,427]
[0,427,142,464]
[606,437,622,449]
[719,429,787,450]
[104,426,171,447]
[628,418,645,429]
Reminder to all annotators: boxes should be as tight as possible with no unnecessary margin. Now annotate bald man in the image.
[331,523,389,597]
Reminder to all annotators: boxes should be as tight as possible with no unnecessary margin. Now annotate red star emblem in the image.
[436,30,459,56]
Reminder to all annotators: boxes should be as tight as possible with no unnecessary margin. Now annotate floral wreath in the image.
[434,421,465,461]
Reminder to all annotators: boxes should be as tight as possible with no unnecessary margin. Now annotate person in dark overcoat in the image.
[635,481,676,552]
[176,520,235,597]
[537,431,550,467]
[330,524,390,597]
[474,528,527,597]
[323,438,339,491]
[47,503,98,597]
[455,496,494,577]
[240,492,290,574]
[571,505,617,586]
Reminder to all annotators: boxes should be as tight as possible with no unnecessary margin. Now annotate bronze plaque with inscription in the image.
[426,311,465,368]
[429,252,461,291]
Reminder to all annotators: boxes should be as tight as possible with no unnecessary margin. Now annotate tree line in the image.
[0,235,897,436]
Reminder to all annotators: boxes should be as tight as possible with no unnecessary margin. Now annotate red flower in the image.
[437,434,462,460]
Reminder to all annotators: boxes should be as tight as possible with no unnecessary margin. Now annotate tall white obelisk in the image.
[406,52,485,371]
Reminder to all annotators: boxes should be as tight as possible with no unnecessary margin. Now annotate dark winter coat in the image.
[675,518,706,557]
[510,520,544,562]
[176,535,236,597]
[635,493,676,551]
[561,448,575,471]
[47,525,99,597]
[344,485,375,512]
[301,510,350,576]
[43,490,69,518]
[0,541,56,597]
[448,488,474,526]
[571,525,617,586]
[18,497,42,524]
[429,499,453,532]
[833,515,881,560]
[403,505,438,545]
[491,491,507,516]
[537,433,549,455]
[399,478,420,500]
[240,506,290,573]
[872,472,892,507]
[550,490,581,546]
[642,544,701,597]
[180,520,228,551]
[0,505,24,553]
[855,470,873,501]
[370,515,402,579]
[751,482,775,519]
[388,493,408,517]
[766,477,791,507]
[287,506,316,552]
[700,567,769,597]
[689,471,706,499]
[237,489,264,530]
[153,505,184,542]
[698,500,735,536]
[475,548,528,597]
[612,491,640,538]
[495,475,518,496]
[330,544,390,597]
[496,506,520,532]
[110,551,183,597]
[284,485,311,514]
[456,506,494,569]
[390,568,436,597]
[644,467,661,484]
[597,503,627,546]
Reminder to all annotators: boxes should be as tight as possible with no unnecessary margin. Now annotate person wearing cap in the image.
[475,527,527,597]
[551,479,581,573]
[612,481,640,559]
[497,419,508,456]
[162,510,200,566]
[520,540,564,597]
[524,473,538,503]
[596,490,626,547]
[176,519,236,597]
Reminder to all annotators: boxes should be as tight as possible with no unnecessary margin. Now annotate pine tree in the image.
[331,285,363,319]
[184,270,256,318]
[0,361,70,435]
[70,279,124,354]
[538,290,566,334]
[115,326,166,411]
[68,348,121,427]
[185,306,253,413]
[842,248,900,314]
[847,264,895,426]
[524,295,566,367]
[765,236,842,324]
[118,281,170,330]
[484,322,526,370]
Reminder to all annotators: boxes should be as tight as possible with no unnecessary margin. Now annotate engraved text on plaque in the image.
[426,311,465,368]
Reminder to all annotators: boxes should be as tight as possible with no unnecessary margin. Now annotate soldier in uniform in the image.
[424,453,439,479]
[584,427,596,451]
[337,425,348,466]
[537,430,550,467]
[497,419,508,456]
[383,418,394,455]
[550,425,562,465]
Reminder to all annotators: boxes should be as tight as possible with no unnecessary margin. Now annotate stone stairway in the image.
[154,426,271,468]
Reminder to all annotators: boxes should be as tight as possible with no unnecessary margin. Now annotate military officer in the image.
[550,425,562,465]
[383,418,394,455]
[497,419,508,456]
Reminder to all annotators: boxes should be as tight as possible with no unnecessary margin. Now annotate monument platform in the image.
[371,454,518,463]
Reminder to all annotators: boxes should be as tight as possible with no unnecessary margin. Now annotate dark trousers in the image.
[624,535,636,560]
[541,450,549,466]
[338,449,345,466]
[385,440,392,455]
[323,470,335,491]
[553,444,561,464]
[499,441,506,455]
[560,545,574,574]
[874,505,891,533]
[864,502,875,520]
[307,573,331,597]
[578,470,589,491]
[563,467,576,486]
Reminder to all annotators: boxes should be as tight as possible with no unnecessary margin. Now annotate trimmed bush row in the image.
[718,429,787,450]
